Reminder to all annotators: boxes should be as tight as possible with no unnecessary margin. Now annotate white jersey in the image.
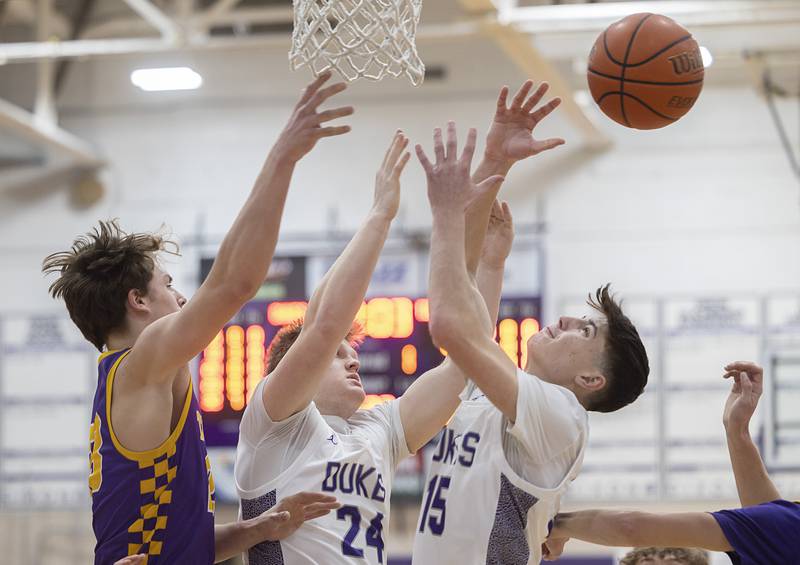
[234,378,410,565]
[412,369,588,565]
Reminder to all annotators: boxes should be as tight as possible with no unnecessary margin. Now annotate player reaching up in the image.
[233,129,517,565]
[43,72,348,565]
[413,88,649,564]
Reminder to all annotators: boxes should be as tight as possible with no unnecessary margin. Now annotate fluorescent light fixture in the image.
[130,67,202,92]
[699,46,713,68]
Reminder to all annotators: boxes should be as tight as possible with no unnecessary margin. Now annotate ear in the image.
[574,372,606,393]
[127,288,149,314]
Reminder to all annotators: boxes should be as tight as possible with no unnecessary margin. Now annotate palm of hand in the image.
[486,116,543,162]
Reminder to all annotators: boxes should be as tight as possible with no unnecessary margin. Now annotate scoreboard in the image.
[196,254,542,446]
[198,296,541,446]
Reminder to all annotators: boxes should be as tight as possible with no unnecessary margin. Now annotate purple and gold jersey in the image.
[89,349,216,565]
[711,499,800,565]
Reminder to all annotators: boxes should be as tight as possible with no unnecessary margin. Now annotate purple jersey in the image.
[711,499,800,565]
[89,349,215,565]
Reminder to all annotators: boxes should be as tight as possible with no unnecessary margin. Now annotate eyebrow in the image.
[165,274,173,283]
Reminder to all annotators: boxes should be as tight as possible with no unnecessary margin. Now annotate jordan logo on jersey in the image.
[432,428,481,467]
[322,461,386,502]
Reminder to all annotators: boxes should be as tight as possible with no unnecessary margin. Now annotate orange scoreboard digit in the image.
[199,296,541,446]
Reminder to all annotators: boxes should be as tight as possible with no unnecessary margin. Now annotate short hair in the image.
[586,284,649,413]
[266,318,365,375]
[621,547,710,565]
[42,220,178,351]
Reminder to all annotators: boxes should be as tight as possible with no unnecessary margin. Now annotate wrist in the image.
[479,153,514,175]
[266,144,301,168]
[725,425,751,442]
[367,209,394,226]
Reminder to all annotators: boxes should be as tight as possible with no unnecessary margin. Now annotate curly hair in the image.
[266,318,365,375]
[585,284,650,413]
[621,547,710,565]
[42,220,179,351]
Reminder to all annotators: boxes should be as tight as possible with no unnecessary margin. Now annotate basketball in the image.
[587,12,705,129]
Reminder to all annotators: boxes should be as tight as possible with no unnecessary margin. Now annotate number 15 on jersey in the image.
[418,474,450,536]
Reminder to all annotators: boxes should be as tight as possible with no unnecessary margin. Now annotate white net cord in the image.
[290,0,425,86]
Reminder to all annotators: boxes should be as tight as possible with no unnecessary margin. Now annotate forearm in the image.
[207,149,296,296]
[465,157,511,274]
[304,212,391,331]
[476,262,504,326]
[725,427,781,506]
[430,212,493,344]
[214,519,262,563]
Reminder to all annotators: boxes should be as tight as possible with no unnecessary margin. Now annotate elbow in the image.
[428,312,462,352]
[227,280,260,303]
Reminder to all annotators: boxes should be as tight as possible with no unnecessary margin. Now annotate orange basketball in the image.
[587,13,705,130]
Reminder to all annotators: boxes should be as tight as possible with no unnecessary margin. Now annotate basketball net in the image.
[289,0,425,86]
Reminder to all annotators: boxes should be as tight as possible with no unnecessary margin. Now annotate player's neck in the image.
[105,322,144,352]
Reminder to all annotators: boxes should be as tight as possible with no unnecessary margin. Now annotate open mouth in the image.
[347,373,362,385]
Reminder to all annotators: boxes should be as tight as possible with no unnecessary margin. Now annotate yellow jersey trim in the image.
[105,350,193,462]
[98,349,124,364]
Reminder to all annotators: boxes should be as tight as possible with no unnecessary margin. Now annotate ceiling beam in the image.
[122,0,180,42]
[0,97,102,166]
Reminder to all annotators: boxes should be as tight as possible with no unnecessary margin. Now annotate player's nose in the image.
[346,357,360,372]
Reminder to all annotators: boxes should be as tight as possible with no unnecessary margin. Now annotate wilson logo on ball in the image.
[668,49,704,76]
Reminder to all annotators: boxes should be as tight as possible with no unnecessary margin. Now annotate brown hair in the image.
[42,220,178,351]
[266,318,365,374]
[586,284,649,413]
[621,547,710,565]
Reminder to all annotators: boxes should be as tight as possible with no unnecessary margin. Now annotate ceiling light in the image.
[130,67,203,92]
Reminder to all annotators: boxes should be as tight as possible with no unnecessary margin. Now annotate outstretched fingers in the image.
[314,106,355,125]
[521,81,550,113]
[415,144,434,174]
[446,121,458,161]
[529,96,562,124]
[496,86,510,112]
[303,81,348,114]
[459,127,478,167]
[433,128,445,164]
[296,71,333,107]
[511,79,534,110]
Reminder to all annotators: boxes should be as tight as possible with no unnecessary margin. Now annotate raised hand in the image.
[416,122,505,214]
[484,80,565,166]
[258,492,340,542]
[480,200,514,268]
[372,131,411,221]
[276,71,353,163]
[722,361,764,432]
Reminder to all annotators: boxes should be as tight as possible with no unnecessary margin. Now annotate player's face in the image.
[144,265,186,322]
[524,315,607,386]
[314,340,365,416]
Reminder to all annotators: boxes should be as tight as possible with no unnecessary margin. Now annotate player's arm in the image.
[262,132,410,421]
[399,205,514,452]
[465,80,564,275]
[128,73,353,382]
[417,123,522,423]
[214,492,340,562]
[722,361,782,507]
[547,510,732,554]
